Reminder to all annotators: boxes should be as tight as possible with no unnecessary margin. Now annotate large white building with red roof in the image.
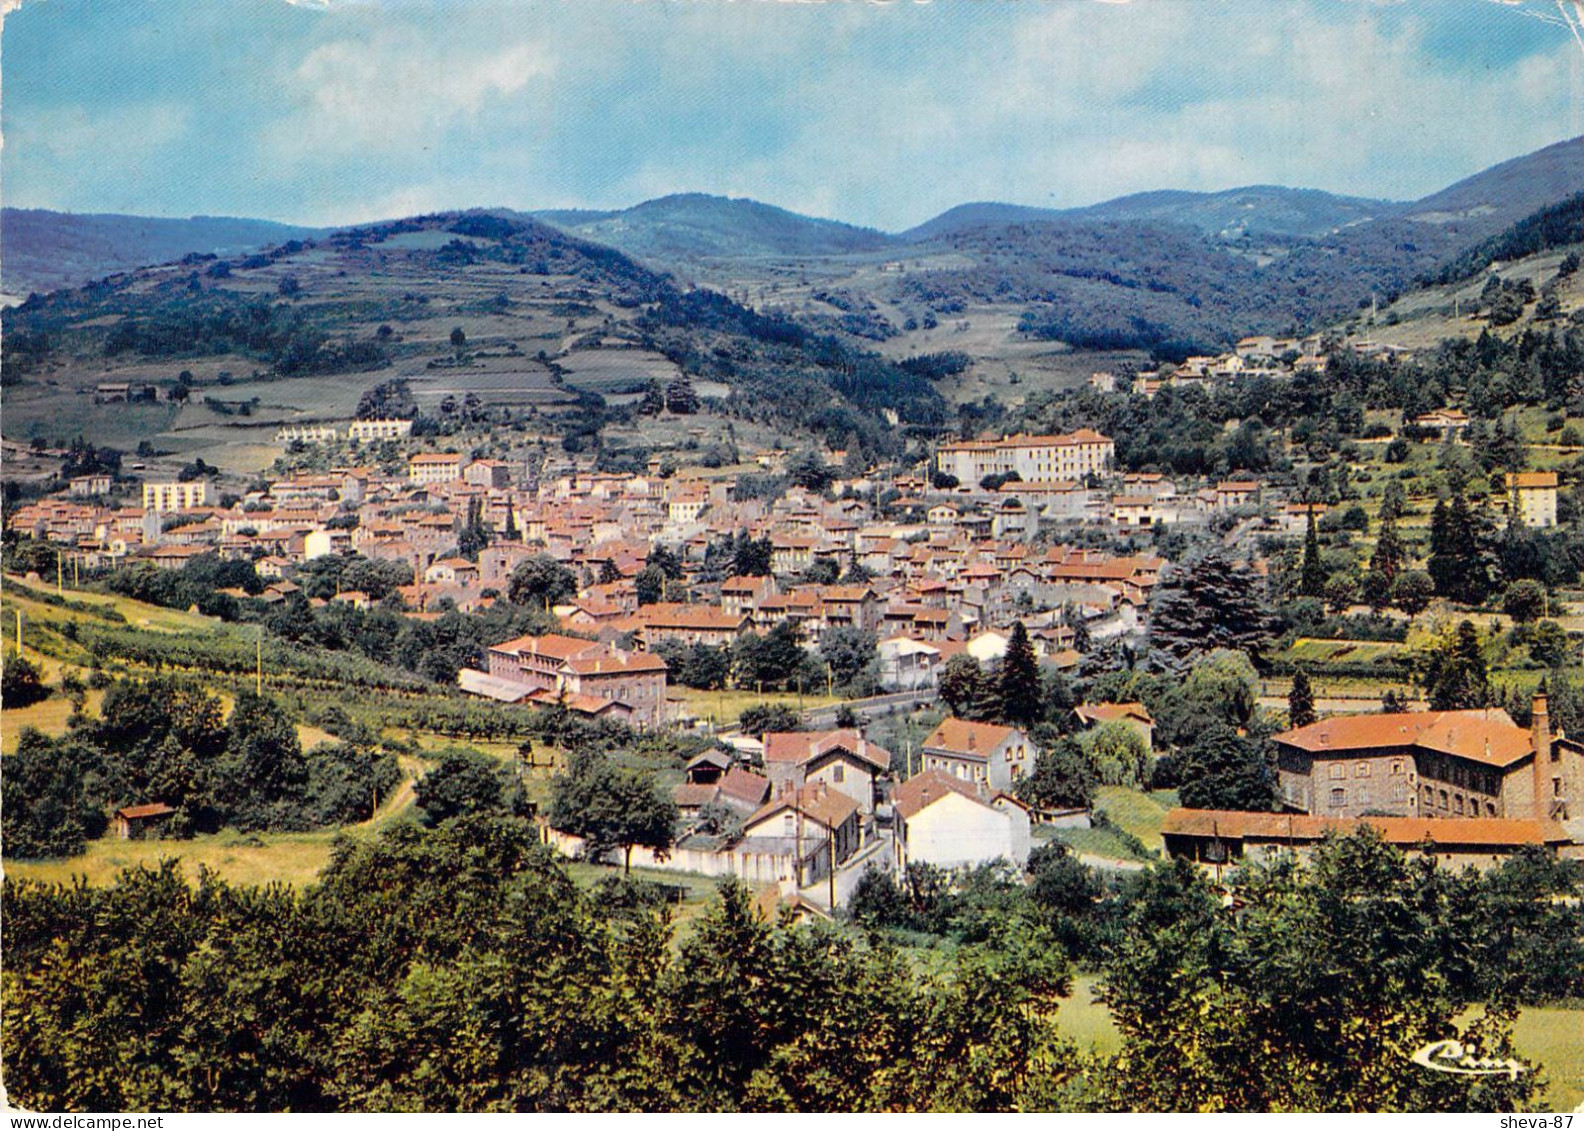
[935,430,1114,485]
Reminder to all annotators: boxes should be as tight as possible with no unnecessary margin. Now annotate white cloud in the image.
[262,27,555,166]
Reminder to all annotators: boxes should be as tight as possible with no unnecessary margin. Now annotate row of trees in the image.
[3,678,401,858]
[3,816,1570,1111]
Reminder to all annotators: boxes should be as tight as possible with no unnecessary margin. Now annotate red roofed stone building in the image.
[1273,694,1582,823]
[470,632,668,726]
[1161,808,1577,871]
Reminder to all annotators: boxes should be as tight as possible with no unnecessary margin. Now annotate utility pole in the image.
[15,609,22,656]
[827,825,836,910]
[72,555,79,588]
[256,625,264,696]
[56,553,63,595]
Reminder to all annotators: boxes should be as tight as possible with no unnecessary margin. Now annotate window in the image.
[1330,764,1345,781]
[1454,796,1464,815]
[1330,788,1346,808]
[1439,790,1449,810]
[833,765,845,784]
[1392,782,1408,803]
[1391,761,1404,776]
[1355,762,1370,778]
[1356,787,1371,807]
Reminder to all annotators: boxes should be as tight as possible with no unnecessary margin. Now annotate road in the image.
[801,831,893,910]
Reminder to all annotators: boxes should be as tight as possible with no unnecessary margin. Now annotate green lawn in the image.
[1056,973,1122,1054]
[673,686,839,727]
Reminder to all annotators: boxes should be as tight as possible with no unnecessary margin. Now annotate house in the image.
[720,574,776,619]
[1272,695,1583,823]
[470,633,668,726]
[761,729,892,815]
[920,717,1037,792]
[741,783,864,888]
[463,459,512,489]
[408,452,466,485]
[878,635,944,691]
[69,474,112,497]
[112,803,176,839]
[891,770,1032,869]
[1505,472,1559,529]
[628,603,748,649]
[347,418,414,441]
[1161,808,1577,872]
[1111,496,1163,528]
[142,480,216,512]
[1413,408,1471,439]
[424,557,480,585]
[1074,702,1156,750]
[674,764,772,819]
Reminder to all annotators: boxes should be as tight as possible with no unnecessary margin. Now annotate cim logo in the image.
[1410,1038,1528,1081]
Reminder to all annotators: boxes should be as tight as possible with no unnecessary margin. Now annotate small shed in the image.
[113,803,176,840]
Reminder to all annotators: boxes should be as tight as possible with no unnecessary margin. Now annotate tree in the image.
[786,450,834,492]
[738,702,802,737]
[1501,579,1546,625]
[819,626,878,697]
[1371,511,1405,584]
[999,621,1043,729]
[2,654,50,709]
[1299,510,1326,598]
[507,554,576,609]
[732,623,806,693]
[1175,724,1276,811]
[729,533,773,578]
[1424,620,1490,711]
[1428,491,1491,606]
[1150,549,1270,665]
[634,564,668,606]
[1080,720,1150,788]
[414,751,511,825]
[455,499,492,562]
[1098,834,1543,1111]
[803,557,840,586]
[449,326,467,353]
[1528,619,1570,668]
[1016,737,1097,811]
[664,374,700,415]
[548,751,677,872]
[1391,570,1435,615]
[938,654,986,718]
[1288,668,1317,729]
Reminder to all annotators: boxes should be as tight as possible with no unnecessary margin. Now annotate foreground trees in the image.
[2,818,1568,1112]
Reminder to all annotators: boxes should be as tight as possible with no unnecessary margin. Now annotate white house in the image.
[920,717,1037,793]
[891,770,1031,869]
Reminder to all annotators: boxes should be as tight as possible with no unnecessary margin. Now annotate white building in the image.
[348,419,414,442]
[936,430,1114,485]
[892,770,1031,869]
[142,480,216,512]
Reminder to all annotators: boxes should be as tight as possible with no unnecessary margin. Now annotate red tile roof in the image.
[1161,808,1570,848]
[1275,709,1533,768]
[923,717,1018,759]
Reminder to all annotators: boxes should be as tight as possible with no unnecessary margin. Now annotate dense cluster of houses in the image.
[14,418,1584,891]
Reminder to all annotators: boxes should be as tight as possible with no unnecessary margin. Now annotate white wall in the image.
[902,792,1019,869]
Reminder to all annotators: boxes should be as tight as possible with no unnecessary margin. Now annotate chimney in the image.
[1532,693,1552,821]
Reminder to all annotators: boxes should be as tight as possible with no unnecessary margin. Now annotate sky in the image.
[3,0,1582,231]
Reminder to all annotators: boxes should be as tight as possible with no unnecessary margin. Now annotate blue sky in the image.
[3,0,1581,230]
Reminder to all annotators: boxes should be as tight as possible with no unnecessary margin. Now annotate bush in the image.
[1,654,50,709]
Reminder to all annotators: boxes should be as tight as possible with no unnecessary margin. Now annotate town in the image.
[5,0,1584,1111]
